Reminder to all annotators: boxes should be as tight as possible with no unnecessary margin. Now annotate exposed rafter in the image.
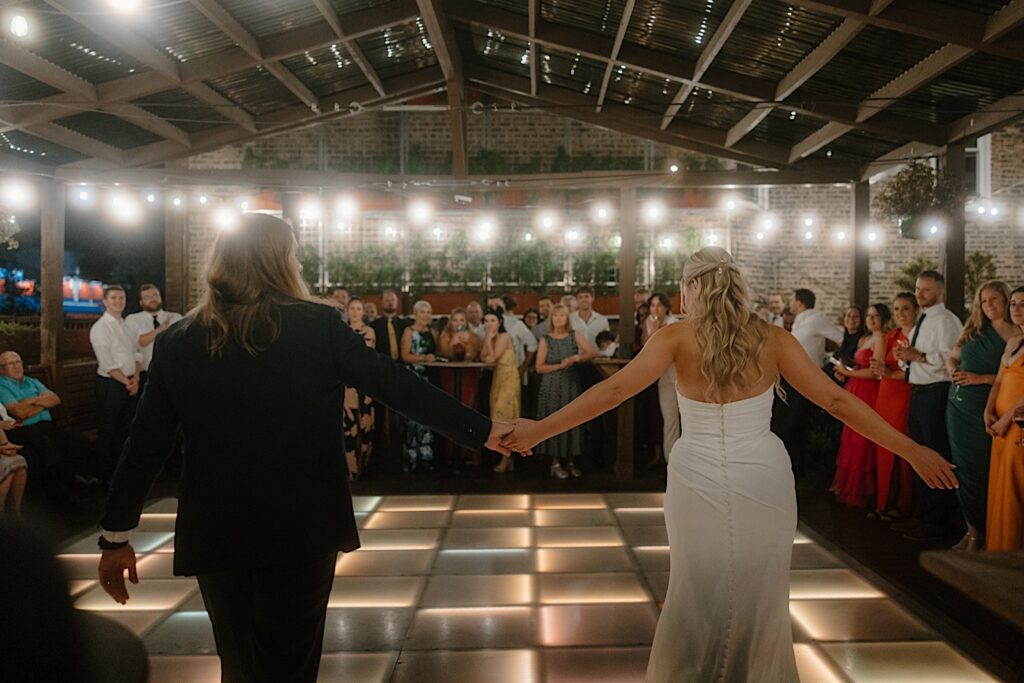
[0,38,97,101]
[466,64,824,170]
[416,0,468,177]
[190,0,319,108]
[28,122,124,165]
[311,0,387,97]
[660,0,752,130]
[528,0,538,97]
[594,0,636,112]
[447,0,945,146]
[859,140,937,182]
[947,87,1024,145]
[792,0,1024,61]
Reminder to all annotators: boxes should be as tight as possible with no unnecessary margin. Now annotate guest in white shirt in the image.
[466,300,485,340]
[771,288,843,478]
[125,284,182,387]
[331,287,350,322]
[643,292,683,462]
[767,293,787,327]
[532,296,555,340]
[892,270,964,541]
[89,285,142,483]
[570,287,610,348]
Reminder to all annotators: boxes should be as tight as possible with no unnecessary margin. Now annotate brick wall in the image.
[184,120,1024,318]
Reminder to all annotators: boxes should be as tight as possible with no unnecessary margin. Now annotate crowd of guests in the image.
[769,273,1024,553]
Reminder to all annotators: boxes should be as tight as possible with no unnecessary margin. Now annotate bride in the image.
[502,246,958,682]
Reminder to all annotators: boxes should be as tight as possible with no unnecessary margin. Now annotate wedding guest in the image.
[596,330,618,358]
[481,307,520,473]
[571,286,610,348]
[523,308,541,332]
[983,286,1024,551]
[532,295,557,340]
[466,300,485,339]
[344,298,376,479]
[125,284,182,388]
[486,294,537,378]
[634,301,650,353]
[782,309,795,332]
[535,304,595,479]
[370,289,410,361]
[89,286,141,483]
[947,281,1015,551]
[869,293,919,520]
[892,271,963,541]
[644,292,683,463]
[561,294,578,313]
[832,304,889,508]
[331,287,350,321]
[767,293,786,327]
[633,287,651,311]
[772,288,842,478]
[364,302,378,324]
[0,408,27,514]
[838,306,866,369]
[0,351,79,506]
[438,308,483,459]
[400,301,438,471]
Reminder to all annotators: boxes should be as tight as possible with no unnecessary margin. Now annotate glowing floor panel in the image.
[66,494,995,681]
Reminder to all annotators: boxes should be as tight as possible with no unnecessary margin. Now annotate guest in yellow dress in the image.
[481,306,521,472]
[984,286,1024,551]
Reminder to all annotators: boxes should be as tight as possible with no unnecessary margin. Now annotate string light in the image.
[335,194,359,221]
[407,198,433,225]
[107,0,142,13]
[212,206,239,231]
[643,200,665,224]
[592,203,612,223]
[198,195,208,205]
[106,191,142,226]
[1,178,34,212]
[9,15,29,38]
[537,210,559,233]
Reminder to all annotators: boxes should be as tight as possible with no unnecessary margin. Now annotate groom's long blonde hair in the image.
[682,247,768,402]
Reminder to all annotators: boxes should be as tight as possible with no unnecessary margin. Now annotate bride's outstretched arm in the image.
[776,328,958,490]
[503,329,676,452]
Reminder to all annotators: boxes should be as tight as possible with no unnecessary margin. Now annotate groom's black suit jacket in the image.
[101,300,491,576]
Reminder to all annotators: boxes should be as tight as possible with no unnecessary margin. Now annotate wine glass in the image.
[1015,415,1024,448]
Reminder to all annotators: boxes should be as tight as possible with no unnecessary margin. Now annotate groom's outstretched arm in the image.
[328,308,499,452]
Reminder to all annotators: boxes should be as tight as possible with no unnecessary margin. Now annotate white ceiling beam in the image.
[594,0,636,112]
[311,0,387,97]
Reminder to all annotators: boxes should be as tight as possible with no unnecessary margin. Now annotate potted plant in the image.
[874,160,962,239]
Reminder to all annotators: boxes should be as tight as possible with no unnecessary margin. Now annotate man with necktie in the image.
[125,284,183,389]
[370,289,411,361]
[892,270,963,541]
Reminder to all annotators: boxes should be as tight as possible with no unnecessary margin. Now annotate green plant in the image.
[469,149,508,175]
[0,320,30,335]
[965,251,999,305]
[875,161,964,238]
[0,211,19,250]
[893,255,938,292]
[297,244,322,290]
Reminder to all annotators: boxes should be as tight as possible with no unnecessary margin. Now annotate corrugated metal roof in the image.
[215,0,326,41]
[205,66,303,116]
[672,87,755,129]
[930,0,1009,16]
[623,0,719,63]
[539,46,607,93]
[131,89,232,134]
[792,26,945,106]
[52,111,164,149]
[814,129,904,164]
[356,20,438,81]
[131,1,237,64]
[329,0,403,15]
[748,107,820,146]
[604,67,679,112]
[544,0,631,38]
[472,0,530,14]
[1,129,86,165]
[21,0,145,84]
[0,64,61,101]
[280,44,370,98]
[713,0,843,82]
[459,27,532,78]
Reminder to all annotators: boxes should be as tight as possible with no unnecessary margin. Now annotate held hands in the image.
[906,446,958,491]
[486,421,515,456]
[500,418,546,454]
[98,545,139,605]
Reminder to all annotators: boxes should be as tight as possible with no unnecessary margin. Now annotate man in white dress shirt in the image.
[124,284,182,388]
[892,270,963,541]
[466,300,485,340]
[767,293,787,327]
[89,286,142,483]
[570,287,610,348]
[772,288,843,478]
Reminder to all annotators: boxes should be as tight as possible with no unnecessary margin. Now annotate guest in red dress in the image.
[832,303,891,508]
[869,293,918,520]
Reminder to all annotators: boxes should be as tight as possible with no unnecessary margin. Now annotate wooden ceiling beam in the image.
[660,0,752,129]
[0,38,97,101]
[416,0,468,177]
[312,0,387,97]
[594,0,636,112]
[528,0,538,97]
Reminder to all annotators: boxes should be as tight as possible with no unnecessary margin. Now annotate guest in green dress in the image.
[946,281,1016,551]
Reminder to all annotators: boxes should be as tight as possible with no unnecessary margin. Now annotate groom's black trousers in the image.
[197,553,337,683]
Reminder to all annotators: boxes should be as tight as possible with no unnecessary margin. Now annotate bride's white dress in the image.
[645,386,799,682]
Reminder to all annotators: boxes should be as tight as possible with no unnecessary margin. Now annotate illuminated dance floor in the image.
[60,494,997,682]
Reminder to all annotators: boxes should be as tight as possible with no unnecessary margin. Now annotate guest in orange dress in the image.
[984,286,1024,551]
[869,293,918,520]
[438,308,483,466]
[832,304,890,508]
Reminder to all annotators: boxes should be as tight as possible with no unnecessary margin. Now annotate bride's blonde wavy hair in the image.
[681,246,769,402]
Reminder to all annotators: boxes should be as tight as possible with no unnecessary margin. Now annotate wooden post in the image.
[615,186,638,480]
[943,141,967,318]
[852,180,870,308]
[39,179,66,367]
[164,190,187,313]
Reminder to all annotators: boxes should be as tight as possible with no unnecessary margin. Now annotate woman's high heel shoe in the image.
[494,455,513,473]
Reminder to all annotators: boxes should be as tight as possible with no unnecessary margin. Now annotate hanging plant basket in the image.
[875,161,962,240]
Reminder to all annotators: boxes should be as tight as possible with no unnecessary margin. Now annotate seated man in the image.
[0,352,82,505]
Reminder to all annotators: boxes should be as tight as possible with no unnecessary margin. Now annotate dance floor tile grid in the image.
[60,494,998,682]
